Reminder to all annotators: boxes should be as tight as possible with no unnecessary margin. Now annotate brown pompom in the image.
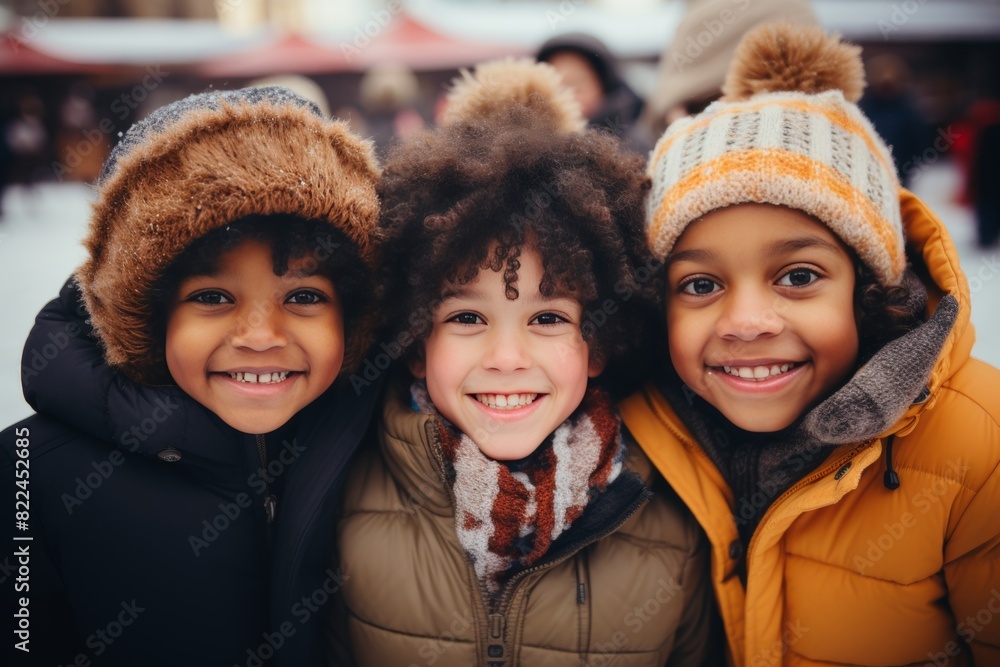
[441,57,586,133]
[721,21,865,102]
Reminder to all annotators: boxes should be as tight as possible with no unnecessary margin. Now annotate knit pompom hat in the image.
[77,86,381,384]
[646,22,906,286]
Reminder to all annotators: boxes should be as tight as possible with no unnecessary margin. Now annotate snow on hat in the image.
[646,22,906,286]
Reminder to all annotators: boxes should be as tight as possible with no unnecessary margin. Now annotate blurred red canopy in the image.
[0,32,113,75]
[349,16,525,70]
[197,33,353,77]
[197,16,526,77]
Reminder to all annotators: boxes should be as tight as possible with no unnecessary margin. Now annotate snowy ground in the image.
[1,161,998,428]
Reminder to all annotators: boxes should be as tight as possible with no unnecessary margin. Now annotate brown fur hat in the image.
[77,86,381,384]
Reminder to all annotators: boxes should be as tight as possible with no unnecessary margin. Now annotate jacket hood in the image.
[906,190,975,379]
[888,189,974,431]
[76,86,381,384]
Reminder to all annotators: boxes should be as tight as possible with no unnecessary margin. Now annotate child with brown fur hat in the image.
[327,60,718,666]
[621,22,1000,666]
[1,87,382,667]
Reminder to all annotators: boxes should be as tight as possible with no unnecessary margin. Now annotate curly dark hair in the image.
[855,259,923,363]
[149,214,372,381]
[376,106,659,396]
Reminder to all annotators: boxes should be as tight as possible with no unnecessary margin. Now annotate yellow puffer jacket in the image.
[329,382,717,666]
[620,191,1000,667]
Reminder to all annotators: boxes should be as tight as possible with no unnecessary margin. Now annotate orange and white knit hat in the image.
[646,22,906,286]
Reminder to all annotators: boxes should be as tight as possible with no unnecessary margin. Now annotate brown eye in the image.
[777,269,819,287]
[448,312,483,325]
[681,278,719,295]
[531,313,566,326]
[286,290,325,305]
[190,290,230,305]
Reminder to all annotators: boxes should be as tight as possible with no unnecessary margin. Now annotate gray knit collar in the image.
[802,290,957,445]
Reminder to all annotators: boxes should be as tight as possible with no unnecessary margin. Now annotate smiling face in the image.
[165,239,344,434]
[409,246,603,460]
[665,203,859,432]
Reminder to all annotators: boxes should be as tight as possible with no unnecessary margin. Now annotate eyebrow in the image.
[666,248,714,266]
[439,285,576,305]
[765,235,846,257]
[667,235,844,265]
[284,267,323,279]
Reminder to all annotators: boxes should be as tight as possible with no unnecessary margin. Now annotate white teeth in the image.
[475,393,538,410]
[720,364,796,381]
[230,371,290,384]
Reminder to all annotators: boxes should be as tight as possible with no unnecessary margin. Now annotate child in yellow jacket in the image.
[621,22,1000,667]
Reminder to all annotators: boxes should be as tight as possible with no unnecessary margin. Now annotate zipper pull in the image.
[264,494,276,523]
[487,613,506,666]
[255,434,277,524]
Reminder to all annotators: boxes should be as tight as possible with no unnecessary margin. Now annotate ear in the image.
[587,353,606,378]
[408,344,427,379]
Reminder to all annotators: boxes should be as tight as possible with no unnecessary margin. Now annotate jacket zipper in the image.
[642,386,879,666]
[643,387,875,572]
[576,553,591,661]
[475,491,649,665]
[423,419,649,665]
[255,434,277,524]
[745,440,874,568]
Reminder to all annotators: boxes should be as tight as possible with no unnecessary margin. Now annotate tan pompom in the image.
[721,21,865,102]
[441,57,586,133]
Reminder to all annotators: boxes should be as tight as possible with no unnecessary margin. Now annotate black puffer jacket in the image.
[2,279,381,667]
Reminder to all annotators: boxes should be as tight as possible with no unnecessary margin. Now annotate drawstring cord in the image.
[883,435,900,490]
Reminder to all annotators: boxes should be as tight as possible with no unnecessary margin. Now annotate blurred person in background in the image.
[358,62,425,158]
[859,54,930,190]
[952,98,1000,206]
[536,32,646,151]
[969,97,1000,247]
[55,83,107,183]
[4,91,50,188]
[634,0,818,147]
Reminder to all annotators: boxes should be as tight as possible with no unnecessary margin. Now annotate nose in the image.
[482,327,531,373]
[229,301,288,351]
[715,286,785,341]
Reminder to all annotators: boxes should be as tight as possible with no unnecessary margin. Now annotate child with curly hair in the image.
[620,23,1000,666]
[327,60,717,666]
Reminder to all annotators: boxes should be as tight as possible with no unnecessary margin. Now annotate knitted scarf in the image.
[411,382,626,594]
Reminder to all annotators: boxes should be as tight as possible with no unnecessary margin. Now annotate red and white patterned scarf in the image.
[411,382,625,593]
